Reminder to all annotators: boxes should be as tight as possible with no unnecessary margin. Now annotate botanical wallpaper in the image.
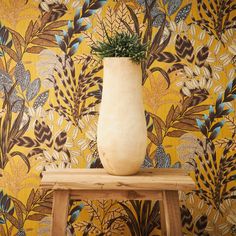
[0,0,235,235]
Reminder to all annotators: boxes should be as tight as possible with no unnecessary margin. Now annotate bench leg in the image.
[162,191,182,236]
[51,190,69,236]
[160,200,167,236]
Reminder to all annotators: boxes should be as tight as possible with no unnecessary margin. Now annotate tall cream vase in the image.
[97,57,147,175]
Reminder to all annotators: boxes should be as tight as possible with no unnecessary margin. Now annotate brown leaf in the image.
[26,46,46,54]
[10,197,27,214]
[7,28,25,47]
[31,38,57,47]
[13,136,40,147]
[178,118,197,125]
[182,97,193,112]
[126,5,139,35]
[5,213,18,228]
[172,105,181,121]
[166,105,175,128]
[40,13,51,30]
[26,189,35,212]
[0,58,4,70]
[147,131,158,145]
[40,201,53,208]
[12,34,22,59]
[28,213,46,221]
[166,130,187,137]
[44,20,68,31]
[153,118,163,144]
[32,206,52,214]
[0,225,6,236]
[150,16,166,53]
[150,114,166,130]
[38,34,56,42]
[43,30,63,36]
[32,19,41,35]
[172,122,199,131]
[186,114,204,119]
[0,45,18,62]
[54,131,67,152]
[27,148,43,158]
[185,105,209,115]
[13,200,24,228]
[25,20,34,44]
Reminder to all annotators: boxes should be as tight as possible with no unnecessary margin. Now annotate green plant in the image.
[92,32,148,64]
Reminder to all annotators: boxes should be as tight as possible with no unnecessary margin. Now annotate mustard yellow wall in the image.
[0,0,235,235]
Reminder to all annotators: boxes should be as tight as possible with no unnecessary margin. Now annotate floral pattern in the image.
[0,0,235,235]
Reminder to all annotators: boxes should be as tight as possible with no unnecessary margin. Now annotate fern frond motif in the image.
[49,55,102,127]
[192,0,236,42]
[193,77,236,210]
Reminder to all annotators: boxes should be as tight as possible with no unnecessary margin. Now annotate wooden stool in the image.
[40,168,195,236]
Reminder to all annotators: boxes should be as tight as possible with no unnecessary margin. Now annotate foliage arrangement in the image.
[91,31,148,64]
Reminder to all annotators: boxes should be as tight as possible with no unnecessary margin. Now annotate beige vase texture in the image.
[97,57,147,175]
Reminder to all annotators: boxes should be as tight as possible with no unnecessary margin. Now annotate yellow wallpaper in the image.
[0,0,235,235]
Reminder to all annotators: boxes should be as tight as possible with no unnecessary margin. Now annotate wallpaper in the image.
[0,0,235,235]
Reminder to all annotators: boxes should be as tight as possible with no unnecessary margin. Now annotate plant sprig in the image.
[196,77,236,141]
[91,32,148,64]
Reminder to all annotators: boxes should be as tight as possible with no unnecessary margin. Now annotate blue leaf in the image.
[155,145,171,168]
[172,162,181,168]
[203,114,208,120]
[68,42,80,56]
[0,217,5,224]
[76,18,84,26]
[196,119,203,128]
[69,203,84,224]
[63,30,68,37]
[209,127,221,140]
[167,0,182,15]
[75,7,82,19]
[175,3,192,23]
[55,35,63,45]
[68,20,73,30]
[142,156,153,168]
[216,93,223,106]
[83,23,92,30]
[227,80,233,90]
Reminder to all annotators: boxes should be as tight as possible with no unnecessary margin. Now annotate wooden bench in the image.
[40,168,195,236]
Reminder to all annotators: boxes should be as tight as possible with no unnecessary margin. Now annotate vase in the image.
[97,57,147,175]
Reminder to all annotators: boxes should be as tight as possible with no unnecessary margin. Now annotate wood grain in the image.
[163,191,182,236]
[51,190,69,236]
[70,190,162,200]
[41,168,195,191]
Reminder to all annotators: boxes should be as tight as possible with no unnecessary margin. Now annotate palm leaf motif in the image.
[193,77,236,209]
[109,200,161,236]
[49,55,103,127]
[192,0,236,42]
[56,0,107,56]
[146,95,209,146]
[122,3,171,86]
[0,84,36,173]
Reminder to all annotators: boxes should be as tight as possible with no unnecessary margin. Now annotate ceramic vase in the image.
[97,57,147,176]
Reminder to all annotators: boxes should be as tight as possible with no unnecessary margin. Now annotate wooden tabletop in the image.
[40,168,195,191]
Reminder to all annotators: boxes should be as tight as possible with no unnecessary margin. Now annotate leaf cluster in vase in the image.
[91,32,148,64]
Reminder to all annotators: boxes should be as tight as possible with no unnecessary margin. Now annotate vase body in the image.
[97,57,147,175]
